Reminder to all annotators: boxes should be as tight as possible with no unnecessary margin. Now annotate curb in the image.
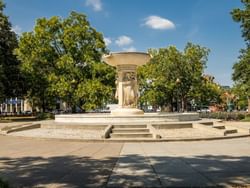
[4,133,250,143]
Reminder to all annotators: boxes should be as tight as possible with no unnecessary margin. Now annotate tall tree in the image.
[138,43,209,112]
[0,0,25,101]
[231,0,250,113]
[192,75,222,109]
[15,12,115,112]
[138,47,180,111]
[179,43,210,111]
[232,84,248,110]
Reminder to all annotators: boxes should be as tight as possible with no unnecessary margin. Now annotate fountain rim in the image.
[102,51,152,67]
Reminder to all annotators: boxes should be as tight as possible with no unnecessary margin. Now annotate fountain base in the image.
[55,112,199,124]
[111,108,144,116]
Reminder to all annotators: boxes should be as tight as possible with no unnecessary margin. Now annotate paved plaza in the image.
[0,135,250,187]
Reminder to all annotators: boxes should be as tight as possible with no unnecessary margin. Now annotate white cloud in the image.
[85,0,102,11]
[144,15,175,30]
[122,46,137,52]
[104,37,112,46]
[11,25,22,35]
[115,35,133,47]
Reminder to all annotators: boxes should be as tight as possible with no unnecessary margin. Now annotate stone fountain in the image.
[102,52,151,116]
[55,52,199,124]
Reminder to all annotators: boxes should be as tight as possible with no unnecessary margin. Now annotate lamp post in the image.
[176,78,181,112]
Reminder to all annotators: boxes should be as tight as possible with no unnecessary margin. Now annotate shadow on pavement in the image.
[0,155,118,188]
[0,154,250,187]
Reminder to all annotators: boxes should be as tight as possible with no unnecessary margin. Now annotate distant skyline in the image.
[4,0,245,86]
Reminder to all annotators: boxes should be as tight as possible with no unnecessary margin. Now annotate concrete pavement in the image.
[0,135,250,187]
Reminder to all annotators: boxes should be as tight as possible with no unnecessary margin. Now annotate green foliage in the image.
[231,0,250,45]
[0,0,26,101]
[36,112,54,120]
[231,48,250,101]
[15,11,115,111]
[138,43,210,111]
[232,84,248,110]
[199,112,247,121]
[0,177,9,188]
[231,0,250,113]
[241,114,250,121]
[193,75,222,107]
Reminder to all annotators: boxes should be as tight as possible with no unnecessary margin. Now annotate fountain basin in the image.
[102,52,151,66]
[55,113,200,124]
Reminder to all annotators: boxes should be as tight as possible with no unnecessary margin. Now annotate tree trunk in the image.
[248,97,250,114]
[162,104,172,112]
[181,97,185,112]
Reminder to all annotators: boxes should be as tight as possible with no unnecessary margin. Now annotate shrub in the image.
[199,112,246,121]
[36,112,55,120]
[236,113,245,120]
[241,113,250,122]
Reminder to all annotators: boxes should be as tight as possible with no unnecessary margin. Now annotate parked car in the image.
[23,111,32,115]
[197,107,210,113]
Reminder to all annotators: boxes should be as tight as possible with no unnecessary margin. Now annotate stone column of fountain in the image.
[103,52,151,116]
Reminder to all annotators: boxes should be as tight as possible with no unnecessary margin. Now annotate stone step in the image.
[110,133,153,138]
[112,128,150,133]
[213,125,225,129]
[224,129,238,135]
[112,124,147,129]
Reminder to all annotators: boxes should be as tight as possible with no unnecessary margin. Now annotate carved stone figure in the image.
[102,52,151,115]
[122,72,138,107]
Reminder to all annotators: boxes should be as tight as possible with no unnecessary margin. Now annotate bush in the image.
[36,112,55,120]
[241,113,250,122]
[199,112,246,121]
[236,113,245,120]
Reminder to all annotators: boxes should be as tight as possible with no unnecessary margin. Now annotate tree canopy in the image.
[231,0,250,112]
[138,43,217,112]
[0,0,25,101]
[15,11,115,112]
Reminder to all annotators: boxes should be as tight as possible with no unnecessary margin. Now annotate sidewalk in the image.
[0,135,250,187]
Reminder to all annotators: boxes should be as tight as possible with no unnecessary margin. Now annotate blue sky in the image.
[4,0,244,86]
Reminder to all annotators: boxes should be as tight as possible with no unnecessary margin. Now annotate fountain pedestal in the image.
[102,52,151,116]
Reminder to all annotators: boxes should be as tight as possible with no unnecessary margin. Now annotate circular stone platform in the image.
[55,112,199,124]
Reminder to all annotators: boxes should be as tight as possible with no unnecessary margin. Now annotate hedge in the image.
[199,112,248,121]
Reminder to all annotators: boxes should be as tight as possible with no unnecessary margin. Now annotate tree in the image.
[138,43,210,112]
[192,75,222,110]
[15,12,115,112]
[231,0,250,46]
[138,47,178,111]
[0,63,4,100]
[0,0,25,101]
[178,43,210,111]
[231,0,250,113]
[231,84,248,110]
